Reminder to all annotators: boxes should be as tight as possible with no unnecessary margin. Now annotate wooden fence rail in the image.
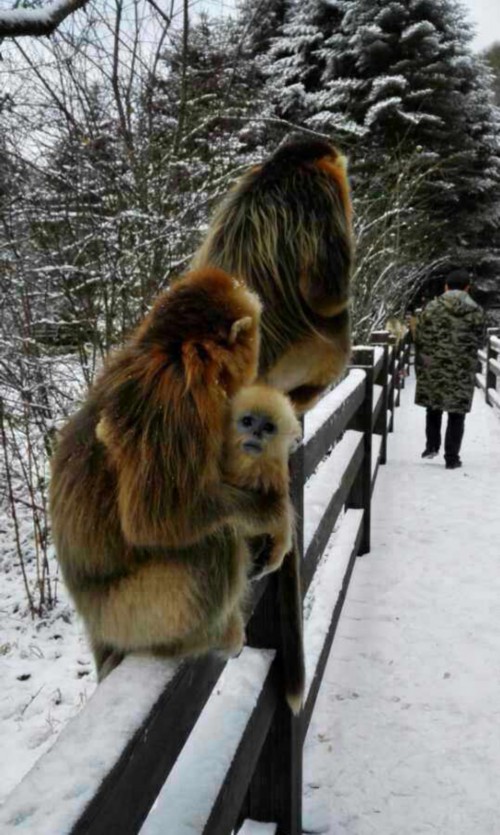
[476,327,500,412]
[0,332,411,835]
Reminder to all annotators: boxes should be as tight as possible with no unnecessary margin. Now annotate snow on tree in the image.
[483,43,500,107]
[258,0,500,319]
[261,0,349,133]
[0,0,90,39]
[237,0,288,59]
[302,0,500,305]
[146,10,270,243]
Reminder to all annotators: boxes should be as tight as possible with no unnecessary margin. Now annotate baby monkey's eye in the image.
[241,415,253,428]
[263,422,277,435]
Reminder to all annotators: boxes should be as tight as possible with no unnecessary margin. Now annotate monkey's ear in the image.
[228,316,254,345]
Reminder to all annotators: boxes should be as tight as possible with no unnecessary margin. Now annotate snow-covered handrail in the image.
[0,331,412,835]
[477,327,500,413]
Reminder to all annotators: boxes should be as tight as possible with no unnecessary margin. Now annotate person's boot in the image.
[421,448,439,459]
[445,457,462,469]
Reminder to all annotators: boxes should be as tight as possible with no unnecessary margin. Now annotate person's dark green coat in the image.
[415,290,484,414]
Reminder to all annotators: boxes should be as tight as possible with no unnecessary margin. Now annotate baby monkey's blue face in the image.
[237,412,277,456]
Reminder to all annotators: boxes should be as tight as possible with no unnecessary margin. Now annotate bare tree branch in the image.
[143,0,171,28]
[0,0,90,38]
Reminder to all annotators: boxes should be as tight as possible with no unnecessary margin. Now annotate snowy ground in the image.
[0,543,95,804]
[303,375,500,835]
[2,372,500,833]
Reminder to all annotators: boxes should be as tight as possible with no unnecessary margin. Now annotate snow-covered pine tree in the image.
[260,0,442,330]
[484,44,500,107]
[306,0,500,302]
[237,0,288,59]
[262,0,348,133]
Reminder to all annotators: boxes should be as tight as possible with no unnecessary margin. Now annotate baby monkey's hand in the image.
[254,499,294,579]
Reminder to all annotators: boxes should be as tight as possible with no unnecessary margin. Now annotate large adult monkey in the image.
[191,138,354,413]
[50,269,295,687]
[192,138,355,713]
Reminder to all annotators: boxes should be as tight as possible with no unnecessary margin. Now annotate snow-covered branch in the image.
[0,0,89,38]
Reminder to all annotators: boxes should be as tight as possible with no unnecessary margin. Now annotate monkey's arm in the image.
[119,481,285,549]
[245,496,294,579]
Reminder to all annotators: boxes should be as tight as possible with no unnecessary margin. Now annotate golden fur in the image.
[50,268,292,680]
[224,385,301,577]
[225,385,300,491]
[191,138,354,413]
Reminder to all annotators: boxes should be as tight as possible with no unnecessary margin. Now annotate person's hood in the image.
[438,290,479,317]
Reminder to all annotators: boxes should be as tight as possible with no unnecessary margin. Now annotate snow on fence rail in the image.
[476,327,500,412]
[0,332,411,835]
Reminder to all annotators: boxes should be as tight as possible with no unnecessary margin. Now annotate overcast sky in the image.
[463,0,500,50]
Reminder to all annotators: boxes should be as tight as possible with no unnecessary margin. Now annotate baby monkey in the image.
[225,385,301,578]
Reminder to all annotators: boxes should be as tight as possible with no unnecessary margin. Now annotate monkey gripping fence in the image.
[1,332,411,835]
[476,327,500,414]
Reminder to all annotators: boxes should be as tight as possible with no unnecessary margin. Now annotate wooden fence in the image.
[477,327,500,412]
[0,331,411,835]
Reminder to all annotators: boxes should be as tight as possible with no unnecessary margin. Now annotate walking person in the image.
[415,270,485,469]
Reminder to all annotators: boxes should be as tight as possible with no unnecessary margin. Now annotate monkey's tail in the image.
[278,543,305,715]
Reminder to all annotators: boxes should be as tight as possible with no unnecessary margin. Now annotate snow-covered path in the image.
[303,375,500,835]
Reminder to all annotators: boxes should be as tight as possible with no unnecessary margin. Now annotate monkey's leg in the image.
[159,608,245,659]
[263,325,351,413]
[90,639,125,682]
[216,608,245,657]
[89,562,210,653]
[98,649,126,682]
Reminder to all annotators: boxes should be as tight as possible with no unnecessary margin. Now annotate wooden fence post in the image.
[395,338,403,406]
[371,332,390,465]
[411,308,422,370]
[485,328,500,407]
[407,329,412,376]
[399,333,407,391]
[404,330,412,380]
[387,335,397,432]
[347,347,374,556]
[240,437,304,835]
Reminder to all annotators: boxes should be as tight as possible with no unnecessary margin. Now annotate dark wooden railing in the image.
[0,331,411,835]
[477,327,500,412]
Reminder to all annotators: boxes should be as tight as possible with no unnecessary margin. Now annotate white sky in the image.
[462,0,500,51]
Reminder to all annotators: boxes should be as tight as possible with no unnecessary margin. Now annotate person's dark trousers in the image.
[426,408,442,452]
[426,408,465,462]
[444,412,465,463]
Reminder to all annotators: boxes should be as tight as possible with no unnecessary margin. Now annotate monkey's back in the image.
[50,400,248,625]
[192,139,353,377]
[50,399,128,591]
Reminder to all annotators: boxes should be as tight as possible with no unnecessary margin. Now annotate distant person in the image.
[415,270,485,469]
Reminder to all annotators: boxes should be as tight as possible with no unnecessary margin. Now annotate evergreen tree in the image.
[484,43,500,106]
[262,0,500,318]
[237,0,288,59]
[262,0,348,131]
[306,0,500,277]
